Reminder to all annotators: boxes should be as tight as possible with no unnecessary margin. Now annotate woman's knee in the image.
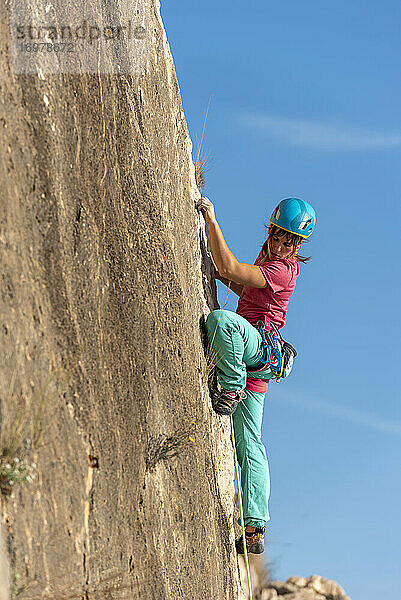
[236,434,266,459]
[206,309,230,333]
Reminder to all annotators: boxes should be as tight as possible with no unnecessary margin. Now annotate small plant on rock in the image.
[0,457,37,496]
[146,422,197,472]
[194,95,214,191]
[0,361,67,496]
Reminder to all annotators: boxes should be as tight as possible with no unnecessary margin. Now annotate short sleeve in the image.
[258,261,294,293]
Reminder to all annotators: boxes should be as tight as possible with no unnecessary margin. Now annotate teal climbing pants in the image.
[205,309,271,527]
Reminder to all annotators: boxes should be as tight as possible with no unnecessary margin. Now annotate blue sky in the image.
[161,2,401,599]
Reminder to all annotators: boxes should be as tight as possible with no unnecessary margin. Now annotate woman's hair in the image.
[259,224,311,264]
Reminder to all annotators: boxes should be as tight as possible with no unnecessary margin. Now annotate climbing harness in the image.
[230,414,253,600]
[246,320,297,382]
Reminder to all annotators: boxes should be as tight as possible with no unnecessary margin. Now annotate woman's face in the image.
[268,231,296,260]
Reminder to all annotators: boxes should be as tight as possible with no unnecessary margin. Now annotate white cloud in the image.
[271,387,401,435]
[237,112,401,150]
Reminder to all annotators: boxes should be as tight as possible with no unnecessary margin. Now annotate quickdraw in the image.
[247,320,297,382]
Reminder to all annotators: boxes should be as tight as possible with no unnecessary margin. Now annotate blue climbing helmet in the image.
[270,198,316,239]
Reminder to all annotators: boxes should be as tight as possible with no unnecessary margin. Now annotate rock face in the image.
[0,1,239,598]
[0,524,8,600]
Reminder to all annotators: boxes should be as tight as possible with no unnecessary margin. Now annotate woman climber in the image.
[196,196,316,556]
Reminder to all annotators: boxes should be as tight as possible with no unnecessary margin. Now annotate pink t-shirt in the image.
[236,248,300,329]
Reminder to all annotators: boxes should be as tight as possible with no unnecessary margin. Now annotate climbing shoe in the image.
[235,527,266,555]
[212,388,246,416]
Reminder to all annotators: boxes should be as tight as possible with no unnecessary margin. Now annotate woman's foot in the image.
[212,388,246,416]
[235,526,266,554]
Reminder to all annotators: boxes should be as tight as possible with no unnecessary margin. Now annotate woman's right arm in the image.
[215,270,244,297]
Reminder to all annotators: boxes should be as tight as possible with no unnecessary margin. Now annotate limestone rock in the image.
[263,575,351,600]
[287,576,308,588]
[0,524,8,600]
[284,591,325,600]
[0,1,236,599]
[306,575,351,600]
[268,581,299,594]
[261,589,278,600]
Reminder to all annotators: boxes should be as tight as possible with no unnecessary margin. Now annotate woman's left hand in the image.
[213,265,224,282]
[196,196,217,225]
